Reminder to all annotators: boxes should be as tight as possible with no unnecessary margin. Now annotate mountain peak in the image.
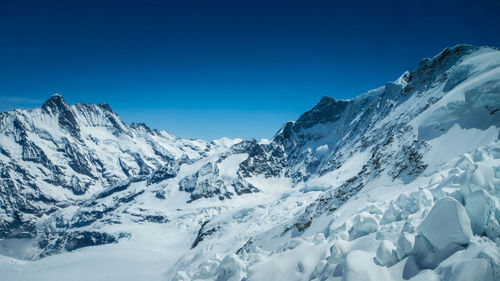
[41,94,81,138]
[423,44,478,69]
[42,93,68,114]
[46,93,65,103]
[394,71,410,86]
[295,96,349,129]
[438,44,478,58]
[97,102,114,113]
[130,122,152,133]
[405,44,480,93]
[318,95,335,104]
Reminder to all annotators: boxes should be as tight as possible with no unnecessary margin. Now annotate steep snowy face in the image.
[287,44,500,232]
[0,95,214,239]
[166,45,500,281]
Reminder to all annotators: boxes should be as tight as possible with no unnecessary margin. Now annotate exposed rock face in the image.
[42,94,81,139]
[147,156,182,185]
[0,95,212,247]
[180,162,232,201]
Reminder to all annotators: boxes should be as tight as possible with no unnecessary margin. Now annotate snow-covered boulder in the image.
[465,190,492,235]
[396,232,415,260]
[328,222,350,241]
[403,198,474,279]
[485,214,500,240]
[408,270,440,281]
[284,238,304,251]
[395,193,419,218]
[381,202,401,224]
[417,197,472,249]
[381,190,434,226]
[309,259,327,280]
[314,260,339,279]
[469,164,493,189]
[342,250,391,281]
[410,189,434,208]
[478,246,500,279]
[375,240,397,266]
[459,161,497,197]
[173,271,190,281]
[328,240,349,264]
[312,233,326,244]
[215,254,245,281]
[402,221,416,234]
[348,213,379,240]
[403,235,465,279]
[449,258,494,281]
[490,147,500,159]
[456,154,475,172]
[192,260,220,279]
[361,204,383,215]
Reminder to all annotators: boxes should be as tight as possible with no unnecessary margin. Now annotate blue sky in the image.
[1,0,499,140]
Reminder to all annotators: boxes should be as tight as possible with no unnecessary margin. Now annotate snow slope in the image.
[0,44,499,281]
[0,95,236,255]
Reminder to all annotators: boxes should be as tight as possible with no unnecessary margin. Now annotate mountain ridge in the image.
[0,44,499,281]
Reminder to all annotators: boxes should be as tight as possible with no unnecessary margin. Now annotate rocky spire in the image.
[42,93,68,115]
[42,94,81,138]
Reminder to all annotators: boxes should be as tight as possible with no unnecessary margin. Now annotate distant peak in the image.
[319,96,335,103]
[130,122,152,133]
[405,44,480,93]
[98,103,114,113]
[41,93,81,137]
[444,44,478,54]
[42,93,68,114]
[313,95,347,110]
[318,96,335,104]
[394,71,410,86]
[294,96,349,129]
[46,93,65,103]
[417,44,479,71]
[432,44,478,62]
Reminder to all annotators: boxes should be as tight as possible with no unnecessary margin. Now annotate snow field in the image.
[174,141,500,281]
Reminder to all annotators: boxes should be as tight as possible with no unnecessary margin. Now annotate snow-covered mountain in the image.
[0,95,238,255]
[1,44,500,281]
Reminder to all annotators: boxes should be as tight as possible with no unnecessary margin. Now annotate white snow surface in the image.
[0,45,500,281]
[417,197,473,249]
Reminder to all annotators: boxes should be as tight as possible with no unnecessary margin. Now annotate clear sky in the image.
[1,0,499,140]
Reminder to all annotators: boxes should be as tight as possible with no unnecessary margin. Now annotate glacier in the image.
[0,44,499,281]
